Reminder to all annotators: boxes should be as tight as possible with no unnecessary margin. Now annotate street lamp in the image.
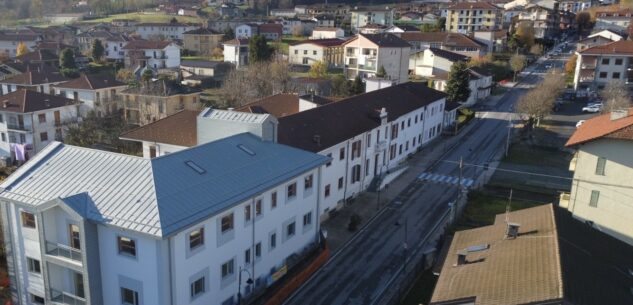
[394,218,408,272]
[237,267,254,305]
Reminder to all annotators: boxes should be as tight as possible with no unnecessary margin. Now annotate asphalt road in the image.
[283,72,546,305]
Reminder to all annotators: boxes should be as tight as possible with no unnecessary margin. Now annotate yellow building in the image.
[183,28,224,56]
[445,2,502,34]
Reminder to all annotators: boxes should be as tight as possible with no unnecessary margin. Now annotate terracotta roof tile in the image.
[447,2,500,10]
[291,38,346,47]
[122,40,174,50]
[236,93,301,117]
[120,110,199,147]
[54,74,126,90]
[565,108,633,146]
[0,89,75,113]
[400,32,486,48]
[578,40,633,55]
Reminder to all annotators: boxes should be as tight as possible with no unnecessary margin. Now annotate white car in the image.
[576,120,586,128]
[582,104,602,113]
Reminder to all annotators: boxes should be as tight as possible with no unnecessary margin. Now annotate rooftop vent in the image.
[466,244,489,252]
[237,144,256,156]
[185,160,206,174]
[506,222,520,239]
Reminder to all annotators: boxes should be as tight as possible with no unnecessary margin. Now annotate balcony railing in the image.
[7,124,31,132]
[50,289,86,305]
[46,241,82,262]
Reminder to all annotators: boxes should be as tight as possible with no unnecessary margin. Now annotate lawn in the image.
[80,12,203,24]
[503,143,572,169]
[453,191,542,231]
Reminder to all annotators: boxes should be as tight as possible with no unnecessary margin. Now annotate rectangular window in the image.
[613,72,621,79]
[244,248,251,264]
[244,205,251,222]
[325,184,331,197]
[270,233,277,249]
[1,133,5,142]
[615,58,623,65]
[287,182,297,198]
[221,259,235,278]
[407,118,411,127]
[401,121,405,130]
[221,213,234,232]
[589,190,600,207]
[37,114,46,123]
[190,276,205,298]
[601,58,610,65]
[303,212,312,227]
[351,140,361,159]
[326,153,332,167]
[121,287,139,305]
[351,165,361,183]
[21,211,36,228]
[366,133,371,147]
[40,132,48,142]
[390,144,397,160]
[189,227,204,250]
[595,157,606,175]
[30,294,44,304]
[286,222,296,238]
[255,199,262,216]
[391,124,398,139]
[255,242,261,258]
[118,236,136,257]
[599,72,607,78]
[338,177,344,189]
[271,192,277,209]
[27,258,41,274]
[304,175,313,190]
[339,147,345,160]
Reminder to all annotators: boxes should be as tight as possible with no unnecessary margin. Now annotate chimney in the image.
[506,222,520,239]
[455,250,467,266]
[227,107,234,111]
[379,107,388,125]
[313,134,321,146]
[610,109,628,121]
[44,99,50,107]
[3,101,8,108]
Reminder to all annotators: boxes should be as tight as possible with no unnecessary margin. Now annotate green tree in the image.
[445,61,471,103]
[420,23,436,32]
[509,54,526,82]
[223,27,235,40]
[141,69,153,84]
[576,12,592,33]
[376,65,387,78]
[515,22,535,50]
[351,75,365,95]
[331,74,350,97]
[248,35,272,63]
[437,17,446,31]
[91,39,105,62]
[309,60,327,78]
[60,48,76,69]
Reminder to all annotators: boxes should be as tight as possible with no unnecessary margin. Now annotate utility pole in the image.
[505,111,512,157]
[455,156,463,220]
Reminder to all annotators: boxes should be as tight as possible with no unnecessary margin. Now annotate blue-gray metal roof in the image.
[0,133,329,237]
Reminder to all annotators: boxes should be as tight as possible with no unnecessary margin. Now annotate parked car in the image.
[582,104,602,113]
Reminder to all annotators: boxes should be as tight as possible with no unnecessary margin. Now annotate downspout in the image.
[168,237,174,305]
[342,140,351,203]
[251,197,255,287]
[315,166,322,243]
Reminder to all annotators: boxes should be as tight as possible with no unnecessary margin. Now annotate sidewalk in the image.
[322,122,479,253]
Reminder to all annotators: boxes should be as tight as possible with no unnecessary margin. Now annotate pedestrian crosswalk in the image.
[417,172,475,188]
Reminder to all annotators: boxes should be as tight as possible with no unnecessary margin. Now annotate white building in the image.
[0,133,329,305]
[573,40,633,91]
[103,34,130,61]
[289,39,345,66]
[516,4,560,39]
[235,24,259,38]
[433,67,492,106]
[53,74,128,117]
[399,32,487,58]
[350,8,394,33]
[564,109,633,245]
[223,38,250,68]
[134,22,200,40]
[0,89,78,161]
[343,33,410,83]
[310,27,345,39]
[409,48,470,78]
[0,68,69,96]
[594,9,633,32]
[0,32,41,58]
[122,40,181,70]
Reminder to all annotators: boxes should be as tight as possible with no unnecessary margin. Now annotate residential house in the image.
[277,18,302,35]
[595,9,633,32]
[559,0,592,13]
[119,83,447,221]
[444,2,502,34]
[433,67,492,106]
[0,133,329,305]
[517,4,560,39]
[219,3,241,18]
[122,40,181,70]
[350,7,395,33]
[343,33,411,83]
[289,39,346,67]
[76,30,124,55]
[573,40,633,90]
[443,101,461,130]
[134,22,200,40]
[183,28,224,56]
[180,60,232,87]
[589,29,625,41]
[0,89,77,161]
[399,12,424,23]
[178,8,198,17]
[473,30,507,53]
[34,41,75,56]
[358,24,389,34]
[13,50,59,67]
[409,47,470,78]
[53,73,127,117]
[311,27,345,39]
[312,15,336,28]
[0,63,27,81]
[0,32,41,58]
[0,67,69,95]
[400,32,487,58]
[223,38,250,68]
[384,25,421,33]
[258,23,283,41]
[103,33,132,62]
[120,80,202,126]
[431,204,633,305]
[235,24,259,38]
[270,9,297,18]
[564,109,633,245]
[576,35,616,52]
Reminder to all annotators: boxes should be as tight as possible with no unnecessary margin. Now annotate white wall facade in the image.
[289,43,326,65]
[54,86,127,117]
[104,40,126,60]
[223,44,249,68]
[135,24,199,40]
[235,25,256,38]
[310,29,344,39]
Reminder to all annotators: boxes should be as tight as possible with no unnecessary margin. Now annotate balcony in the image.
[50,289,86,305]
[581,62,596,69]
[7,124,31,132]
[46,241,82,263]
[125,100,140,109]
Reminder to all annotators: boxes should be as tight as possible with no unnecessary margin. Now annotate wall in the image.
[289,44,325,65]
[141,141,188,158]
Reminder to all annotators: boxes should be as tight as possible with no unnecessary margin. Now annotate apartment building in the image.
[350,7,394,33]
[289,39,345,67]
[0,89,77,161]
[0,133,329,305]
[258,23,283,41]
[559,0,592,13]
[53,74,128,117]
[235,24,259,38]
[103,34,132,61]
[0,67,69,95]
[223,38,250,68]
[573,40,633,90]
[183,28,224,56]
[122,40,181,70]
[433,67,493,106]
[517,4,560,39]
[594,9,633,32]
[76,30,125,55]
[564,109,633,245]
[409,47,470,78]
[311,27,345,39]
[134,22,200,40]
[444,2,502,34]
[399,32,486,58]
[343,33,410,83]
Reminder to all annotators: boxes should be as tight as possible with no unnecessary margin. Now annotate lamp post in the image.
[237,267,254,305]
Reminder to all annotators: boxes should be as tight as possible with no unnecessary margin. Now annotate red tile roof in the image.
[447,2,500,10]
[120,110,200,147]
[578,40,633,55]
[0,89,75,113]
[122,40,174,50]
[291,38,346,47]
[566,108,633,146]
[54,74,126,90]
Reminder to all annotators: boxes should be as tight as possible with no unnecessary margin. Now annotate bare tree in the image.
[516,69,566,128]
[601,80,632,113]
[510,54,526,82]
